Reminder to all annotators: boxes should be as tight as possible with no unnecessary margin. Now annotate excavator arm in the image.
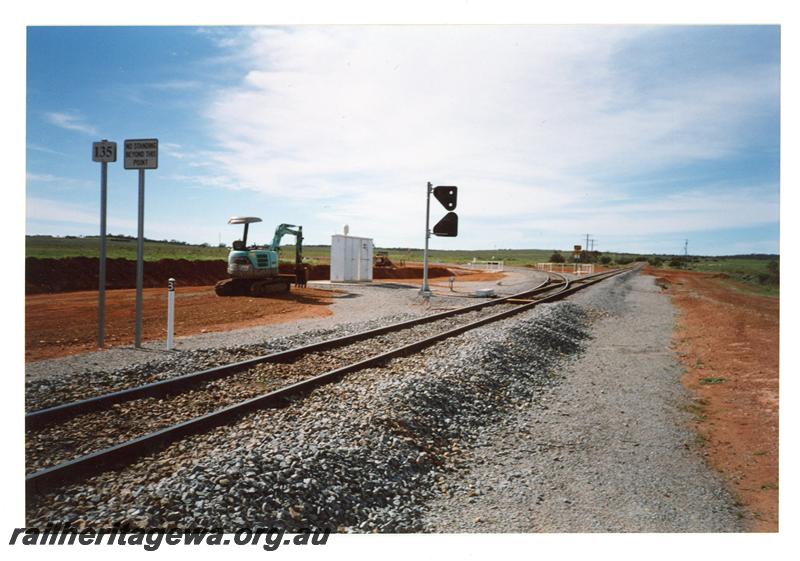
[270,223,304,266]
[270,224,300,250]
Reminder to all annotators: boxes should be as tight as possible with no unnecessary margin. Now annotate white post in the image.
[167,278,175,350]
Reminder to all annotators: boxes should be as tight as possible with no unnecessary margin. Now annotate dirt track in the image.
[645,266,778,531]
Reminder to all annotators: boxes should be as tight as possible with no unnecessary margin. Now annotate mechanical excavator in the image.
[214,217,304,296]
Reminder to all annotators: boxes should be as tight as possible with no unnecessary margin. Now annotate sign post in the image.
[92,140,117,347]
[124,138,158,348]
[167,278,176,350]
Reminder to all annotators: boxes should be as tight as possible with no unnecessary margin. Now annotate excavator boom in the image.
[270,223,304,266]
[270,224,301,250]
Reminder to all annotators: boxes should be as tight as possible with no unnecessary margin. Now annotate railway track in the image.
[26,267,631,496]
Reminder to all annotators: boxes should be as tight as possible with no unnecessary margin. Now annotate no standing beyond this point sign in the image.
[124,139,159,169]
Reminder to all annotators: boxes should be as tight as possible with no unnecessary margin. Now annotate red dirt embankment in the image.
[24,257,455,294]
[645,266,778,531]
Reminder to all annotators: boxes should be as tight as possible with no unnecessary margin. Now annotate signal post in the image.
[421,183,459,295]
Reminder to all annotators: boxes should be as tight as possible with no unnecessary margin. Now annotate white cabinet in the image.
[330,235,374,282]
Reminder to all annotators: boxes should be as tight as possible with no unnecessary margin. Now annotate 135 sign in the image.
[92,141,117,163]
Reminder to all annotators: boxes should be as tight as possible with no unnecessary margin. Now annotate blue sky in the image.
[26,25,780,255]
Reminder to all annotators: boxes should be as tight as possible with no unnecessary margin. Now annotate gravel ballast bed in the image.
[26,302,523,472]
[26,312,418,411]
[27,295,588,531]
[27,270,738,533]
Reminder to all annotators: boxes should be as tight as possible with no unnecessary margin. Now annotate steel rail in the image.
[26,267,631,497]
[26,273,562,430]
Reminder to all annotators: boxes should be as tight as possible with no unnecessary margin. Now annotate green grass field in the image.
[288,245,557,266]
[681,256,780,297]
[26,235,229,261]
[25,236,560,266]
[684,257,775,275]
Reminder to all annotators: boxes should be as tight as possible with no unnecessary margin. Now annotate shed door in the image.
[359,240,371,280]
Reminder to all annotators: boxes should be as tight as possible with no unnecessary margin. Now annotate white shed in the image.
[330,234,373,282]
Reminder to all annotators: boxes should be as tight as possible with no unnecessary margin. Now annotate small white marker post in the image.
[167,278,176,350]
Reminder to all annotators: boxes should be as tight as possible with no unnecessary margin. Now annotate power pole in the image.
[684,239,688,258]
[584,233,591,252]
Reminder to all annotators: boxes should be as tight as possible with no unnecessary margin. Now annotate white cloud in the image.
[165,173,241,190]
[26,172,60,182]
[504,186,780,237]
[27,197,106,227]
[25,197,190,241]
[27,143,67,156]
[197,26,778,248]
[43,112,98,135]
[149,80,203,91]
[26,172,93,189]
[160,142,186,159]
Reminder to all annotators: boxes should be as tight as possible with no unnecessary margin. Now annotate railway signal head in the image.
[433,186,458,211]
[433,211,459,237]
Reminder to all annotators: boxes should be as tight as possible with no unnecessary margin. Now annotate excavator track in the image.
[249,278,292,296]
[214,278,250,296]
[214,277,294,297]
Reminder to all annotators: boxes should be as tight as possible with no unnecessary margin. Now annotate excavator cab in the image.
[228,216,262,248]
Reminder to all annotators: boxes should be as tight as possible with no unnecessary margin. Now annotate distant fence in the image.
[536,263,594,275]
[466,260,504,272]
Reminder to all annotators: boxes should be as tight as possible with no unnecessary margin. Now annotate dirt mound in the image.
[25,258,229,294]
[373,266,452,279]
[653,276,670,290]
[25,258,458,294]
[278,262,330,280]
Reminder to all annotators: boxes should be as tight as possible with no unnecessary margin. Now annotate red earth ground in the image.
[25,286,337,363]
[25,263,502,363]
[645,266,778,531]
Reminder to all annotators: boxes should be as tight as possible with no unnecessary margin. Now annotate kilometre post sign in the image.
[92,141,117,162]
[124,139,159,169]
